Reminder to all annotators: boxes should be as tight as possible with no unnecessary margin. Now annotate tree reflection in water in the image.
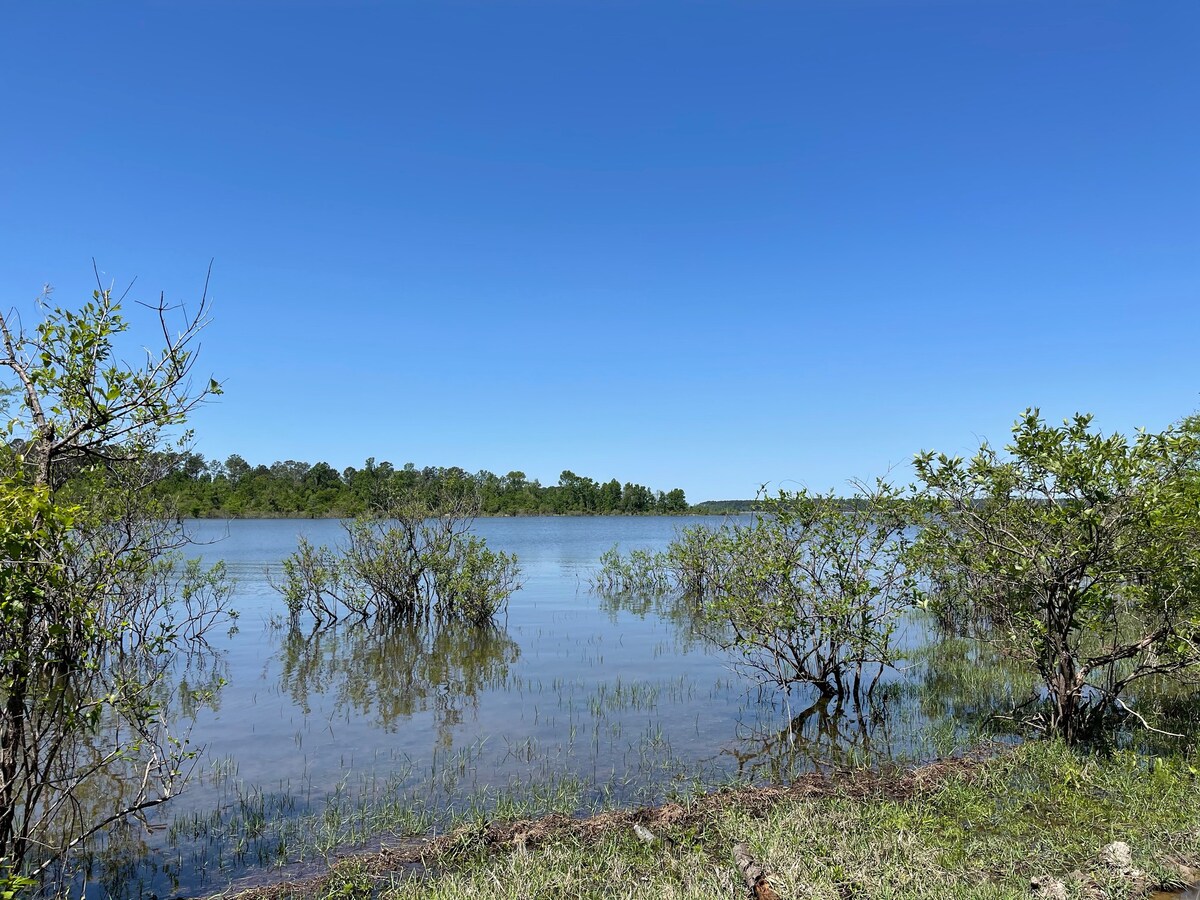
[595,583,710,655]
[35,647,230,897]
[277,620,520,746]
[598,578,904,779]
[723,689,899,782]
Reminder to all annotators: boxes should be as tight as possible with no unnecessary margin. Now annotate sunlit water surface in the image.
[77,516,980,898]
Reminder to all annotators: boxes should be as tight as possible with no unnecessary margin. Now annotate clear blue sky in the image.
[3,1,1197,502]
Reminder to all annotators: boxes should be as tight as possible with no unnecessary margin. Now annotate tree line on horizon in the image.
[153,452,692,517]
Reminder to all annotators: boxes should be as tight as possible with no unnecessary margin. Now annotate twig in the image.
[1115,698,1183,738]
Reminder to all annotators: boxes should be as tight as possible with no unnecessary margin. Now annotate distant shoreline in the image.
[177,507,756,521]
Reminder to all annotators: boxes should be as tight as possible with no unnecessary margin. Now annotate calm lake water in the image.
[88,516,975,898]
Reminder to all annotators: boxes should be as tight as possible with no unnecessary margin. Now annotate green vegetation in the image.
[273,496,522,626]
[914,410,1200,743]
[8,276,1200,898]
[690,498,761,514]
[596,484,915,701]
[239,741,1200,900]
[154,456,690,518]
[599,409,1200,745]
[683,483,915,700]
[0,275,234,888]
[591,545,676,596]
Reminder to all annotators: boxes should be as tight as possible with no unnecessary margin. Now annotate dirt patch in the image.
[210,750,994,900]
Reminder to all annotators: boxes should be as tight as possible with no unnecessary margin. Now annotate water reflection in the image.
[277,620,520,744]
[595,584,711,654]
[724,690,901,781]
[35,648,228,899]
[909,636,1035,734]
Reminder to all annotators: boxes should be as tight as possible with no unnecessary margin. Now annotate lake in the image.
[88,516,977,898]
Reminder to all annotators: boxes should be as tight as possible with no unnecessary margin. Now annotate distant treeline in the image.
[691,497,878,514]
[691,499,760,514]
[154,453,692,518]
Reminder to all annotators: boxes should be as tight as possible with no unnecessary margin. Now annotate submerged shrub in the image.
[272,499,521,627]
[665,525,734,599]
[703,484,915,699]
[592,484,916,700]
[276,537,347,620]
[591,545,673,596]
[432,535,521,624]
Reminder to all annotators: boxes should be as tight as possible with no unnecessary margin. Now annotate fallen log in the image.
[732,841,780,900]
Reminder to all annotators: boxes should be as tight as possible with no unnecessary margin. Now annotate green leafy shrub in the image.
[273,498,521,627]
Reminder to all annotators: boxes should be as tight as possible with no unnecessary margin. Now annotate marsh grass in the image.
[226,741,1200,900]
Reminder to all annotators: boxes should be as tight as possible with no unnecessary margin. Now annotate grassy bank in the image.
[222,741,1200,900]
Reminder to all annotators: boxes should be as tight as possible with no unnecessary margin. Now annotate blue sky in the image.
[2,1,1197,501]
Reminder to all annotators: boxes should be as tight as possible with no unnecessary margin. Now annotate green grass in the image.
[255,740,1200,900]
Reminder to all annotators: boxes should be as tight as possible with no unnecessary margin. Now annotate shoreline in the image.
[196,743,1200,900]
[202,752,991,900]
[175,509,744,521]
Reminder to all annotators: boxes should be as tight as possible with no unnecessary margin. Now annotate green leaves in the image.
[599,482,916,699]
[274,501,522,627]
[0,271,230,879]
[912,408,1200,741]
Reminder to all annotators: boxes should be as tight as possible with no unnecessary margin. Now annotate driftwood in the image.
[732,842,780,900]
